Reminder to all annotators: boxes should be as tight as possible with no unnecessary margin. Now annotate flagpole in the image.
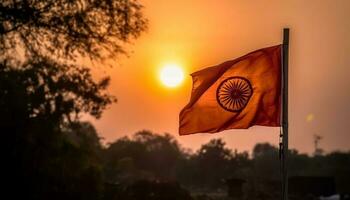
[282,28,289,200]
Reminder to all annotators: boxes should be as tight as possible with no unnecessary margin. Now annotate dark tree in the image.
[133,130,183,179]
[103,130,184,183]
[251,143,280,182]
[0,0,147,62]
[0,0,147,122]
[0,0,147,199]
[103,135,148,183]
[195,139,233,188]
[0,59,113,123]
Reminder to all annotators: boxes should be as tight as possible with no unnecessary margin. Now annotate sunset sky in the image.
[86,0,350,154]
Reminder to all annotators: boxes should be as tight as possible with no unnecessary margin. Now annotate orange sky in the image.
[86,0,350,154]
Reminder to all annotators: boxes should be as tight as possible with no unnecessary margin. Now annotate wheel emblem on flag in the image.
[216,77,253,112]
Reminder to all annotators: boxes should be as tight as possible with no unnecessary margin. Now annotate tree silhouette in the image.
[103,130,184,183]
[195,139,233,188]
[1,0,147,199]
[0,0,147,62]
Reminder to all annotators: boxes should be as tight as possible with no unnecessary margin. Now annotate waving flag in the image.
[179,45,282,135]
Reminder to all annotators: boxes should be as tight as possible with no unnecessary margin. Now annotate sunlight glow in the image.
[160,64,184,88]
[306,113,315,122]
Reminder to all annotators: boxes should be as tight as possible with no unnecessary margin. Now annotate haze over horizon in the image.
[86,0,350,154]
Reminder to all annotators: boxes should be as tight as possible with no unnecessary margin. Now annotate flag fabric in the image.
[179,45,282,135]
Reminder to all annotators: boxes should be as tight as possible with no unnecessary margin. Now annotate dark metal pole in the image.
[282,28,289,200]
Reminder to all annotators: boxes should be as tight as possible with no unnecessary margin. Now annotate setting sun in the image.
[159,64,184,88]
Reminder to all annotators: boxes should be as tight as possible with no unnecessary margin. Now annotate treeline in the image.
[101,129,350,199]
[7,118,350,199]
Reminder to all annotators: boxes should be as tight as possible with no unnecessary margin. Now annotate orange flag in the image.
[179,45,282,135]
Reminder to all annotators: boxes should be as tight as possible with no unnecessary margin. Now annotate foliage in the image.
[5,120,105,200]
[0,0,147,62]
[103,130,183,183]
[252,143,280,180]
[1,0,147,199]
[102,132,350,199]
[193,139,234,188]
[0,59,114,123]
[103,180,193,200]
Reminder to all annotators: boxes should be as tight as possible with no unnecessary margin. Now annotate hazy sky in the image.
[87,0,350,154]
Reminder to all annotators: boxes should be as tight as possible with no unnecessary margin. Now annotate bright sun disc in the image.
[160,64,184,88]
